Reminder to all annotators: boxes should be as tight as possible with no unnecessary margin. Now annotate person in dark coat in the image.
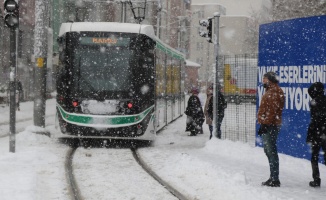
[306,82,326,187]
[206,85,226,139]
[185,88,205,136]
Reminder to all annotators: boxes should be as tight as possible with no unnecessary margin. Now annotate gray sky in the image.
[191,0,271,16]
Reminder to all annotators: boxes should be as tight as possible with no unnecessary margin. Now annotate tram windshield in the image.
[71,34,135,97]
[76,47,131,92]
[59,31,155,99]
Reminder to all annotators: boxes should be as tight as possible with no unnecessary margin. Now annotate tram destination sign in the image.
[80,37,130,47]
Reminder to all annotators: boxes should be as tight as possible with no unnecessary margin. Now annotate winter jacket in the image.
[204,95,213,125]
[306,82,326,144]
[257,83,285,125]
[206,92,226,122]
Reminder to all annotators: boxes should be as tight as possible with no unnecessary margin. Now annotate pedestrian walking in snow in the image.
[306,82,326,187]
[204,86,214,138]
[204,85,226,139]
[185,88,205,136]
[257,71,285,187]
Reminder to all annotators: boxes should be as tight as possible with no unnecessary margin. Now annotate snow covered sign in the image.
[257,15,326,162]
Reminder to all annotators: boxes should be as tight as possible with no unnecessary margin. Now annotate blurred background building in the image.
[190,0,272,88]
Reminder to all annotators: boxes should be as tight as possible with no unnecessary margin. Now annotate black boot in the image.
[309,178,321,187]
[262,179,281,187]
[188,131,197,136]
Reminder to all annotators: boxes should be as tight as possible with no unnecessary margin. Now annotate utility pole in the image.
[213,12,220,138]
[34,0,49,128]
[4,0,19,153]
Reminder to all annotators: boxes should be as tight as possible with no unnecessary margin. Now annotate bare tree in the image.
[246,6,273,53]
[271,0,326,21]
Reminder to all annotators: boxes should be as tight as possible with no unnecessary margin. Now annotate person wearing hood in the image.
[185,88,205,136]
[306,82,326,187]
[257,71,285,187]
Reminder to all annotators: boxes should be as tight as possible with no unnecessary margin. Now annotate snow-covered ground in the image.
[0,97,326,200]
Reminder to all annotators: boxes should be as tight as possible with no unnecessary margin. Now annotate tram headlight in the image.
[119,101,125,108]
[136,124,143,135]
[137,129,143,135]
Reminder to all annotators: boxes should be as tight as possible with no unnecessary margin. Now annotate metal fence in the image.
[219,54,258,146]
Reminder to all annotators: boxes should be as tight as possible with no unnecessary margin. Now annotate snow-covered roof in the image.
[58,22,156,39]
[186,60,201,68]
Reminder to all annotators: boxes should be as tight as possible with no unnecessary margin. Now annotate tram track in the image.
[65,145,189,200]
[65,146,83,200]
[131,148,189,200]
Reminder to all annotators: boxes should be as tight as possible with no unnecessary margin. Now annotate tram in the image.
[55,22,185,142]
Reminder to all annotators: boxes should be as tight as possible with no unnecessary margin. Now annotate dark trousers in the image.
[262,125,281,181]
[209,125,213,139]
[209,116,223,139]
[216,117,223,139]
[310,139,326,180]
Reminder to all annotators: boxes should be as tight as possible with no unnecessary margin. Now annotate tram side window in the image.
[172,58,181,96]
[180,60,185,96]
[156,49,165,97]
[166,57,173,97]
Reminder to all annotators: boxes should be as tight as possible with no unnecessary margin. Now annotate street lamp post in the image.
[128,0,147,23]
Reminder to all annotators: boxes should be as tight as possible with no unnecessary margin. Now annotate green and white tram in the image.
[55,22,185,142]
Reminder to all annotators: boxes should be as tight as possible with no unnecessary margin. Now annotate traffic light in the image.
[4,0,19,28]
[199,18,213,43]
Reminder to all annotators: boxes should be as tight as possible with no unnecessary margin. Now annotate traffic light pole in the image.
[9,27,17,153]
[199,12,221,138]
[213,12,220,138]
[4,0,19,153]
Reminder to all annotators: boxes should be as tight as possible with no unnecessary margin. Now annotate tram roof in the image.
[58,22,185,60]
[58,22,156,39]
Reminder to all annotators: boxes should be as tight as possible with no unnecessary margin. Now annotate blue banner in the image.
[257,15,326,162]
